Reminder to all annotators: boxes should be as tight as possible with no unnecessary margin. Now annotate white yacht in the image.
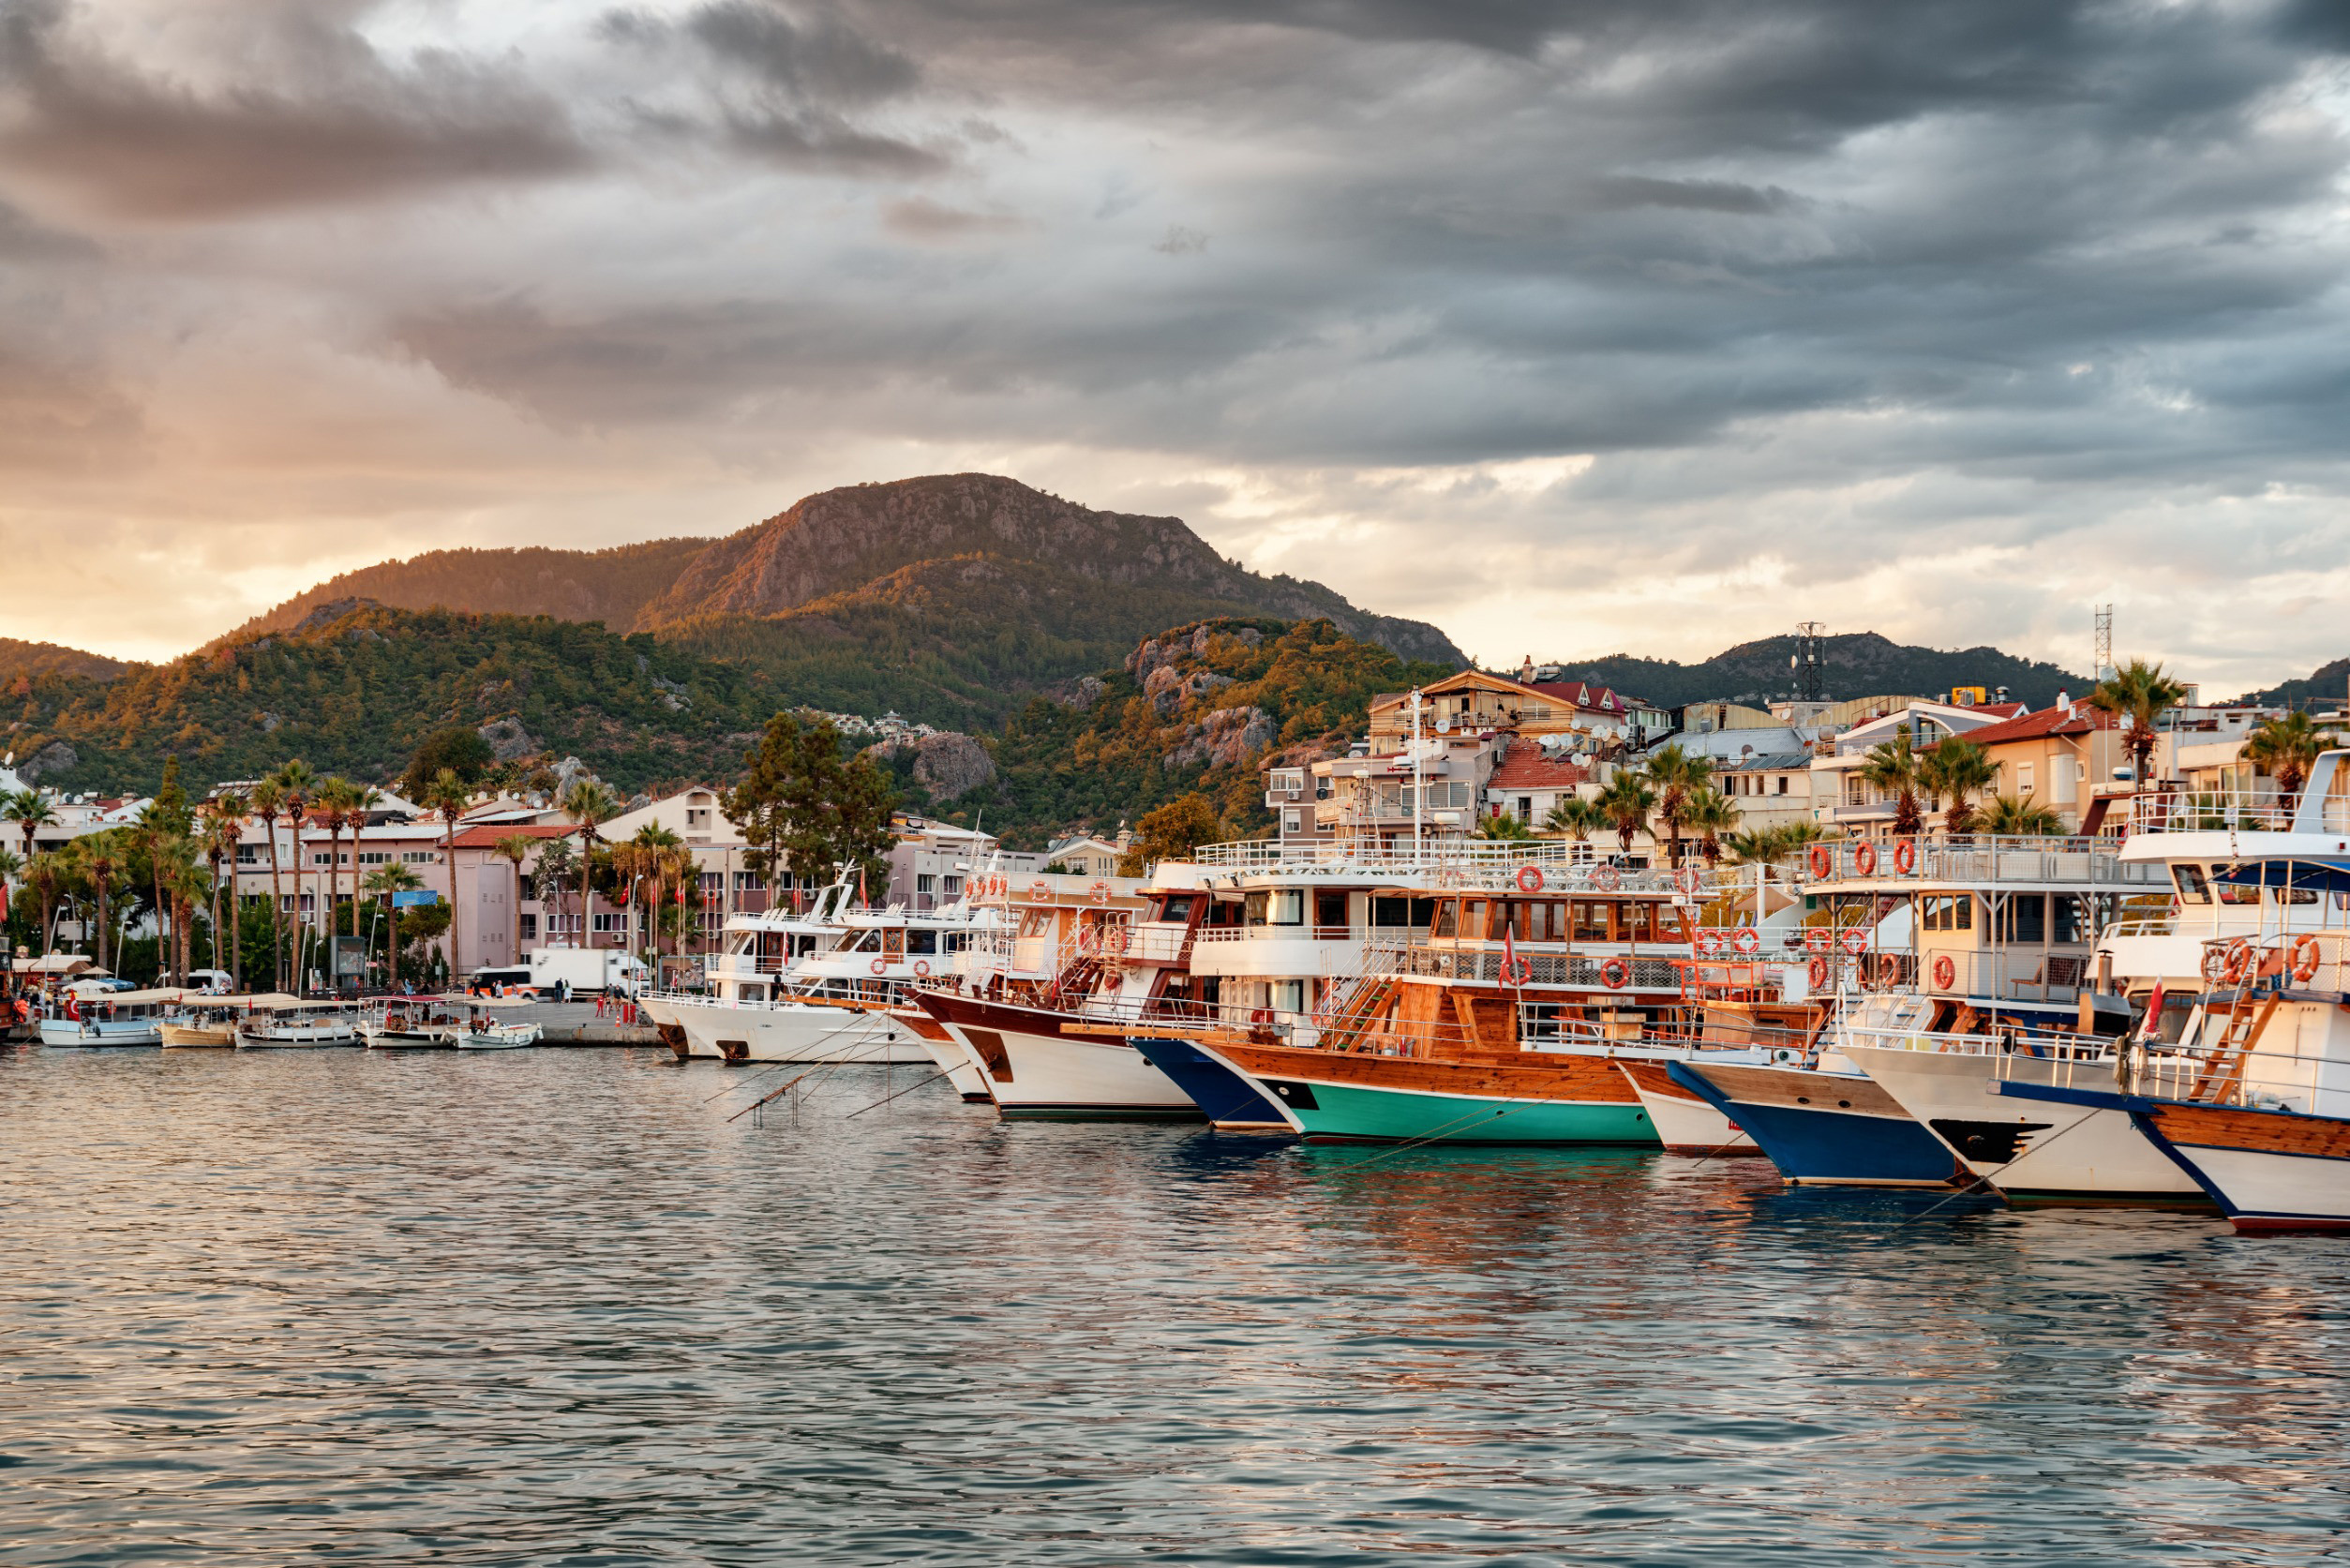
[642,881,995,1064]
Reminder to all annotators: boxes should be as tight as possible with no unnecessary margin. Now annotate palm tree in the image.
[1859,724,1924,837]
[1475,811,1535,842]
[535,837,577,942]
[349,785,383,943]
[158,841,203,986]
[1595,770,1657,859]
[247,779,287,989]
[198,793,246,987]
[490,834,537,965]
[1981,793,2065,836]
[2243,710,2341,814]
[131,800,176,979]
[561,780,620,953]
[271,761,315,991]
[5,787,56,865]
[1679,786,1738,867]
[71,829,124,973]
[362,861,426,992]
[1642,743,1715,867]
[0,848,21,954]
[422,769,473,982]
[1916,737,1997,838]
[2089,659,2189,799]
[27,851,64,957]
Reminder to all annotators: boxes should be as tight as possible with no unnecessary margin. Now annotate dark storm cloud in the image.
[0,0,592,219]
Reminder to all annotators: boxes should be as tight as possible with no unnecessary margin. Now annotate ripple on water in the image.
[3,1047,2348,1565]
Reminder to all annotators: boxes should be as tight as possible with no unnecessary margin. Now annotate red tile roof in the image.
[1952,703,2114,746]
[1488,747,1593,791]
[1528,679,1632,713]
[448,823,578,848]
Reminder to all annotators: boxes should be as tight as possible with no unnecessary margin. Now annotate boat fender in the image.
[1600,956,1630,990]
[1893,839,1917,875]
[1517,865,1546,893]
[1808,844,1834,879]
[2292,933,2323,983]
[1807,955,1828,989]
[1852,842,1879,877]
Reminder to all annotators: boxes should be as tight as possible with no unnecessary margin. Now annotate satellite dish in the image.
[1436,717,1452,735]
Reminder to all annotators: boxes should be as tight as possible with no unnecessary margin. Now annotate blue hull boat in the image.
[1669,1059,1963,1188]
[1130,1037,1293,1130]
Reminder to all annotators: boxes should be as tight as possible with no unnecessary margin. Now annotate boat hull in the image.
[159,1023,235,1049]
[659,997,922,1064]
[1843,1043,2203,1202]
[38,1021,163,1047]
[1669,1061,1963,1187]
[2000,1083,2350,1232]
[893,1008,991,1101]
[1129,1037,1291,1131]
[1197,1039,1658,1145]
[916,993,1202,1119]
[1615,1059,1761,1157]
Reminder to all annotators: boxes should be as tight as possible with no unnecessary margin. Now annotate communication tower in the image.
[2093,605,2113,684]
[1790,622,1825,703]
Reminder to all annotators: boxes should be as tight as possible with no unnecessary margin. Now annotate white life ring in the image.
[870,958,887,976]
[913,960,931,978]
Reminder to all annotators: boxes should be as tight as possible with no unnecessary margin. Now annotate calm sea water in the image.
[4,1047,2346,1566]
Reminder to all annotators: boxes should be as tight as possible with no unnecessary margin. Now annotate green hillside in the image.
[7,605,784,796]
[1549,631,2088,709]
[2233,657,2350,710]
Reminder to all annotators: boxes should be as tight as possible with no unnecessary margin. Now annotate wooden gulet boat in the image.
[1197,874,1826,1146]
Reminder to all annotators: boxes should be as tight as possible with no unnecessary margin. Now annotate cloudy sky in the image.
[3,0,2347,690]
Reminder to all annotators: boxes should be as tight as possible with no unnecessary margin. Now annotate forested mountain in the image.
[1550,631,2088,709]
[0,637,127,686]
[2232,658,2350,710]
[8,605,785,795]
[205,473,1463,726]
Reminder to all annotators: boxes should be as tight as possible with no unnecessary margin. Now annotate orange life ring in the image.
[869,958,888,976]
[1840,927,1870,956]
[1674,866,1700,897]
[1878,953,1903,985]
[1804,927,1831,953]
[1030,879,1052,901]
[1808,844,1834,879]
[1500,957,1531,986]
[2222,938,2254,985]
[1517,865,1545,894]
[1893,839,1918,874]
[1853,842,1879,876]
[1600,956,1630,990]
[2292,933,2323,984]
[1807,955,1828,988]
[913,960,931,978]
[1732,927,1760,956]
[2200,945,2232,983]
[1696,930,1727,956]
[1090,880,1110,904]
[1250,1007,1274,1025]
[1933,954,1956,989]
[1104,925,1129,954]
[1590,865,1621,893]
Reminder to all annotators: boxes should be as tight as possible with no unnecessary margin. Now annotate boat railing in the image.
[1917,948,2093,1005]
[1183,839,1715,894]
[2192,930,2350,993]
[2118,787,2350,837]
[1795,835,2169,889]
[2100,1034,2349,1112]
[1849,1023,2110,1062]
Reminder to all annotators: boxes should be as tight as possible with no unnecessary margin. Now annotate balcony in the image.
[1799,837,2167,889]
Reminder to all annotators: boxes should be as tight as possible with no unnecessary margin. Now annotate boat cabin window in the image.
[2272,885,2319,905]
[1371,896,1436,927]
[1571,901,1609,941]
[2052,894,2086,945]
[2172,864,2209,903]
[908,930,937,956]
[1018,909,1054,937]
[1463,900,1489,938]
[1315,892,1348,932]
[1158,894,1196,922]
[1995,895,2046,944]
[1433,901,1458,937]
[1497,900,1568,942]
[1205,898,1245,928]
[2215,880,2262,906]
[1622,902,1654,942]
[1244,889,1304,926]
[1921,895,1974,933]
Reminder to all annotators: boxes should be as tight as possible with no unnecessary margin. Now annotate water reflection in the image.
[3,1047,2346,1565]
